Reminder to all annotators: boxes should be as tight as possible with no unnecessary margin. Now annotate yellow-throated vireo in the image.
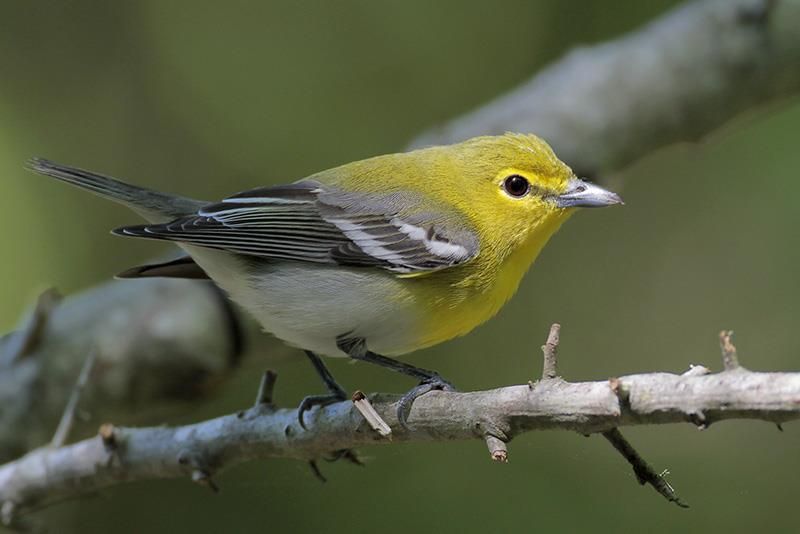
[29,133,621,427]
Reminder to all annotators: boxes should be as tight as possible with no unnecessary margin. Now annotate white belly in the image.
[183,246,420,357]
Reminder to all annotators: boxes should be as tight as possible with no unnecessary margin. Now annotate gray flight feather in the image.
[115,181,479,273]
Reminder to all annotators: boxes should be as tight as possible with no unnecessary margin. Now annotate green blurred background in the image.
[2,1,799,532]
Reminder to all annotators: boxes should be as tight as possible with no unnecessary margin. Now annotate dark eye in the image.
[502,175,530,198]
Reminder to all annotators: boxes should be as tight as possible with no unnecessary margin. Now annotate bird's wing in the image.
[113,181,479,274]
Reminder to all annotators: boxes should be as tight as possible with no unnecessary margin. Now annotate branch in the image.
[1,325,798,520]
[411,0,800,177]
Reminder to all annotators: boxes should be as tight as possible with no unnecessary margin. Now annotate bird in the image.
[29,133,622,428]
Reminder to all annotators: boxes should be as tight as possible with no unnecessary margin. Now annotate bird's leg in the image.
[336,336,455,428]
[297,350,348,429]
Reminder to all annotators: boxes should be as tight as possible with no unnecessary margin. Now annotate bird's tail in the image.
[28,158,206,223]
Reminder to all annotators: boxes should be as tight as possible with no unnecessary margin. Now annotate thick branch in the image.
[1,367,798,516]
[411,0,800,177]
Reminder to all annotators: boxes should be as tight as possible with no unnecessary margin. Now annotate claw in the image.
[298,392,346,429]
[396,376,455,429]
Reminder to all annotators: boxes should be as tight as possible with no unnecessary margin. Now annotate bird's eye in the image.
[502,175,530,198]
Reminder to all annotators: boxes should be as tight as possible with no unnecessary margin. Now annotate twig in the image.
[479,418,510,462]
[554,324,686,505]
[254,370,278,407]
[541,323,561,380]
[50,351,96,448]
[352,391,391,437]
[719,330,741,371]
[602,428,689,508]
[308,461,326,483]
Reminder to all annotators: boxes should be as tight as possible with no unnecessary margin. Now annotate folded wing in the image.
[114,181,478,274]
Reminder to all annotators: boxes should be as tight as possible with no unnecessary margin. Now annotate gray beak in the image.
[555,177,623,208]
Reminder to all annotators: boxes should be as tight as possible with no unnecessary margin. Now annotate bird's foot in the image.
[396,375,455,429]
[298,390,347,429]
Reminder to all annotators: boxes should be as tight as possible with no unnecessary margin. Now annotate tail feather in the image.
[28,158,206,222]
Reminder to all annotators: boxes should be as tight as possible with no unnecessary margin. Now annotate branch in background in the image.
[0,279,275,462]
[1,327,797,523]
[411,0,800,177]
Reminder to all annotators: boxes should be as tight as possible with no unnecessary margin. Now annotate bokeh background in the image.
[2,1,799,532]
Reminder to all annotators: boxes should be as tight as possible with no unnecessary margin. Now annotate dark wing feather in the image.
[114,181,478,273]
[116,255,210,279]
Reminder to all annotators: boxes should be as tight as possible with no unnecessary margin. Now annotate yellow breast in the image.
[408,211,570,351]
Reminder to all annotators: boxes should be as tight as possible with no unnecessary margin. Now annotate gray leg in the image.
[336,336,455,427]
[297,350,348,429]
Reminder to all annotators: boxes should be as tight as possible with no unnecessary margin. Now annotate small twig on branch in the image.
[352,391,392,438]
[602,428,689,508]
[51,351,96,449]
[308,460,327,483]
[484,437,507,463]
[719,330,741,371]
[481,424,509,463]
[254,370,278,407]
[546,324,687,505]
[541,323,561,380]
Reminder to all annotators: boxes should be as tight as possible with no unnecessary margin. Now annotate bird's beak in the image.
[554,177,623,208]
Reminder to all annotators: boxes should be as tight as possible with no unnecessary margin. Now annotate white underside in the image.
[181,245,419,357]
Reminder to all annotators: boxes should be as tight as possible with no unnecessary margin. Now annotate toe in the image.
[396,377,455,428]
[297,393,348,429]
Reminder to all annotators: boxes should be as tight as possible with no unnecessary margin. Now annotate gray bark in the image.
[1,366,797,516]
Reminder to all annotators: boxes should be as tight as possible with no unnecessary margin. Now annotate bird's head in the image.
[445,133,622,266]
